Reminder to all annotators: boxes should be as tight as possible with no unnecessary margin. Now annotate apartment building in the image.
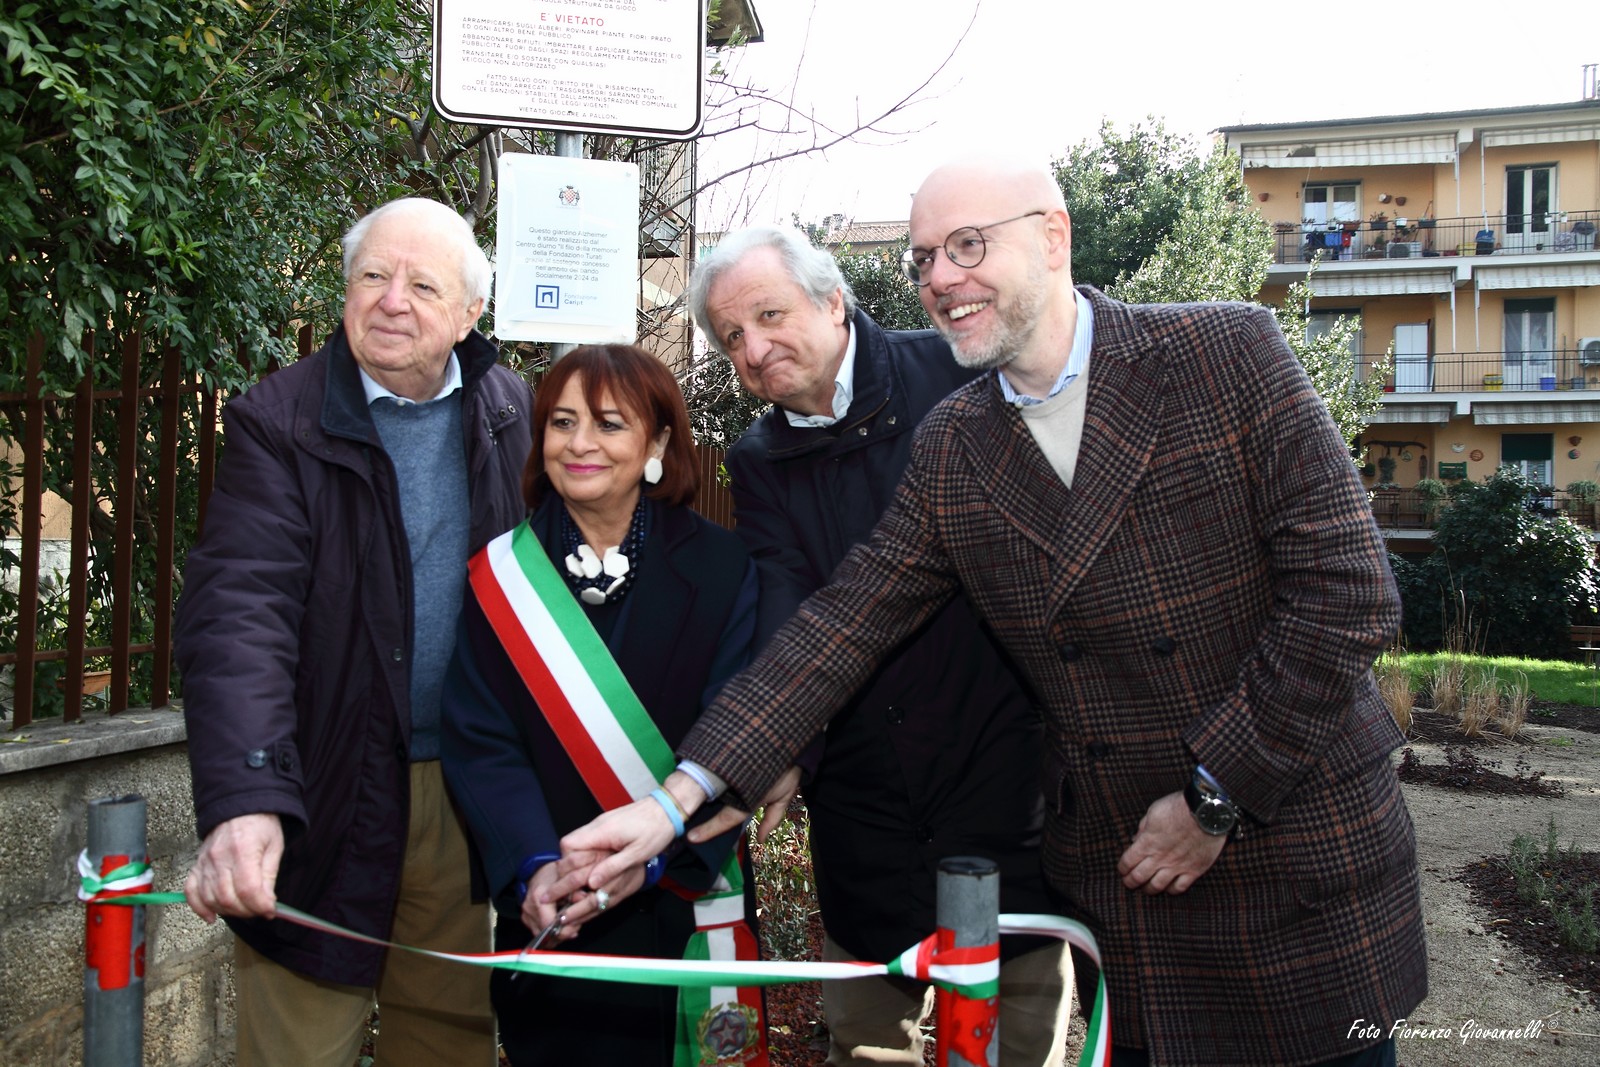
[1220,96,1600,552]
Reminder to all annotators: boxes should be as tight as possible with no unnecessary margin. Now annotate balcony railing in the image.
[1368,488,1600,532]
[1368,349,1600,395]
[1272,211,1599,265]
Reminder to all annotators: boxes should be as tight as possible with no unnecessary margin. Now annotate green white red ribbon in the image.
[76,852,153,899]
[470,523,675,806]
[81,869,1110,1067]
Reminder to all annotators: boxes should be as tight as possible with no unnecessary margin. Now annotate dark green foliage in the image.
[681,357,768,453]
[0,0,494,716]
[836,243,929,333]
[1398,468,1597,657]
[1052,118,1218,292]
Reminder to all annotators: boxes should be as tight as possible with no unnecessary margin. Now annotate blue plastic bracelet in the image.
[649,787,687,838]
[514,851,560,902]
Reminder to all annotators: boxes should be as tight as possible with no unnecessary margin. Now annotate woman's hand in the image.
[544,855,648,929]
[545,798,680,905]
[521,860,580,943]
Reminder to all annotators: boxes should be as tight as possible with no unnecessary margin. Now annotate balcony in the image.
[1368,488,1600,534]
[1272,211,1599,265]
[1368,350,1600,396]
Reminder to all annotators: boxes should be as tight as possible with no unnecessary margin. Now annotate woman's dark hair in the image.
[523,344,699,511]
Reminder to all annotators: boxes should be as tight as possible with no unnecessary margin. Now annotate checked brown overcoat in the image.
[681,287,1428,1065]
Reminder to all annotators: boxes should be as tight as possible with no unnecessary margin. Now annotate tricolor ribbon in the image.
[77,852,154,900]
[81,869,1109,1067]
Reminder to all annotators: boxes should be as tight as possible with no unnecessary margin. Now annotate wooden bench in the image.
[1571,625,1600,661]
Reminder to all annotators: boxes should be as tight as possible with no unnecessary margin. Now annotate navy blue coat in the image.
[725,308,1052,962]
[176,327,533,985]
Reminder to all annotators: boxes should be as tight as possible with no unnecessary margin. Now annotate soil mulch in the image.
[1405,702,1600,746]
[1403,700,1600,1011]
[762,916,831,1066]
[1396,745,1566,797]
[1457,852,1600,1003]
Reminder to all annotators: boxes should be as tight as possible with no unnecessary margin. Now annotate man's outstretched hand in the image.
[185,813,284,923]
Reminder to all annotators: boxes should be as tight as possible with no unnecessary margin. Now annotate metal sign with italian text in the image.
[433,0,705,139]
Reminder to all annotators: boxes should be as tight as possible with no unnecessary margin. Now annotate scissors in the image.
[511,913,564,981]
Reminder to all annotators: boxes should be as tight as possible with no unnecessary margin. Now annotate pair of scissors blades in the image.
[510,907,567,982]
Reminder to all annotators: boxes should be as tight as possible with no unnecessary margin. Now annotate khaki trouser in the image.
[822,931,1073,1066]
[234,761,495,1067]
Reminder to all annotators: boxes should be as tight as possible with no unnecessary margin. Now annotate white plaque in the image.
[495,154,638,345]
[434,0,705,139]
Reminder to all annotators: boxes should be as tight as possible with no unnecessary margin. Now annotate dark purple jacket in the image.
[175,326,532,985]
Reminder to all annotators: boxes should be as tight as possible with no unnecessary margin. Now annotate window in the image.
[1501,432,1553,489]
[1503,298,1555,388]
[1302,183,1359,226]
[1505,165,1554,237]
[1308,309,1363,372]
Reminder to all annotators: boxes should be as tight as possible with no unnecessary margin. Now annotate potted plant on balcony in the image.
[1565,479,1600,526]
[1368,211,1389,231]
[1414,478,1449,522]
[1376,455,1398,487]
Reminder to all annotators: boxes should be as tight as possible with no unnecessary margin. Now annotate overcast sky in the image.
[694,0,1598,228]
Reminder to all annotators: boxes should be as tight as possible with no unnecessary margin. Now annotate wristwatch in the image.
[1184,767,1240,837]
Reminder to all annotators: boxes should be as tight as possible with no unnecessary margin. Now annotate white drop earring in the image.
[643,456,663,484]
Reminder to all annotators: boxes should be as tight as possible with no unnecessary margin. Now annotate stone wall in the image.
[0,711,234,1066]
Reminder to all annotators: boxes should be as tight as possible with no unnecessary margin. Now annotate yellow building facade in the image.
[1220,98,1600,551]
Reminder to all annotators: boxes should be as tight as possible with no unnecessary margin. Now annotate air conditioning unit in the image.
[1582,338,1600,366]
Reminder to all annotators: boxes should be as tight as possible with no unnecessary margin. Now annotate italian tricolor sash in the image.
[470,521,770,1067]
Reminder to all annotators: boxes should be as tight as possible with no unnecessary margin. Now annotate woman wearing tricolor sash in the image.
[441,345,768,1067]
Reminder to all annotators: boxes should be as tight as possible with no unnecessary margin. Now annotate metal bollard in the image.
[934,856,1000,1067]
[84,794,147,1067]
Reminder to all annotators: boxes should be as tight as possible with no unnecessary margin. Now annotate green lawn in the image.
[1380,651,1600,706]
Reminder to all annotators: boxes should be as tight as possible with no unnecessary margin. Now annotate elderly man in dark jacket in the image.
[176,198,532,1067]
[687,226,1071,1065]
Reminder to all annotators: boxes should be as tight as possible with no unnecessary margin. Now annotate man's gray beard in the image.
[939,272,1046,371]
[945,329,1016,370]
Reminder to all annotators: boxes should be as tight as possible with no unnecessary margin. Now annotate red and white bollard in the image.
[84,793,147,1067]
[934,857,1001,1067]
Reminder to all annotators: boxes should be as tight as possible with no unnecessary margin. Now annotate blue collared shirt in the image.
[358,352,464,406]
[997,290,1094,407]
[782,321,858,428]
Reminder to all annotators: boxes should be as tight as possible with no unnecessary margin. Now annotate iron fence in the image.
[1272,210,1600,265]
[3,332,734,729]
[1371,349,1600,394]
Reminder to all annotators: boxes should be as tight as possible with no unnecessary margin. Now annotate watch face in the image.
[1194,797,1237,835]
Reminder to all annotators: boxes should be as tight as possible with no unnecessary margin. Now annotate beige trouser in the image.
[234,761,495,1067]
[822,931,1073,1066]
